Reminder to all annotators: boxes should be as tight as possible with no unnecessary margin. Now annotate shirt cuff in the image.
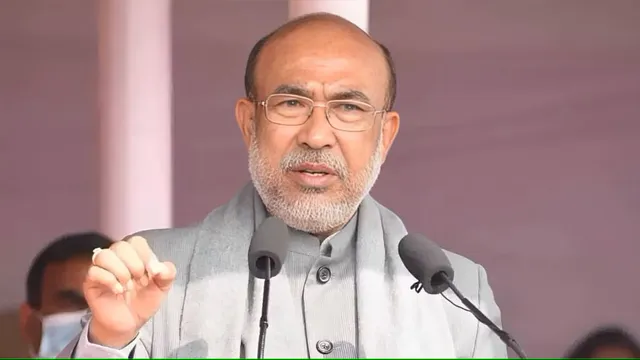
[73,318,140,358]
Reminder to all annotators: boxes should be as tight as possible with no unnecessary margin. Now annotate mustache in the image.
[280,148,348,179]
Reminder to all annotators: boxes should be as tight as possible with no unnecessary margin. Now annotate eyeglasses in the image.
[256,93,386,132]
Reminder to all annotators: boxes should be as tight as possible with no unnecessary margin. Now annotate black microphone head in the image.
[248,217,290,279]
[398,233,454,294]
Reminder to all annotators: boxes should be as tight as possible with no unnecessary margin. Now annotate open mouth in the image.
[290,162,336,176]
[297,169,330,176]
[289,163,338,187]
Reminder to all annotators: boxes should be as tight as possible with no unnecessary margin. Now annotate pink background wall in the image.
[1,0,639,357]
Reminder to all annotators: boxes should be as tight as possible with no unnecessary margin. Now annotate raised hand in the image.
[84,236,176,348]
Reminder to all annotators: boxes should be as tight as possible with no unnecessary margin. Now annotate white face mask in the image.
[34,310,86,358]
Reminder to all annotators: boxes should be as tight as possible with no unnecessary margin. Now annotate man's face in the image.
[236,22,400,235]
[20,256,91,354]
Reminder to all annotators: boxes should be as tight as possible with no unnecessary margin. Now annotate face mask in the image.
[35,310,86,358]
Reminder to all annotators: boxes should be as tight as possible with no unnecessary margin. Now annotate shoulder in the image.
[441,250,507,357]
[124,194,237,268]
[443,250,487,296]
[131,224,201,259]
[122,190,249,286]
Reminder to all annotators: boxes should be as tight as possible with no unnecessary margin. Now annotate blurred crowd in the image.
[19,231,640,358]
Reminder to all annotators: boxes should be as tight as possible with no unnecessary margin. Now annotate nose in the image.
[296,105,337,150]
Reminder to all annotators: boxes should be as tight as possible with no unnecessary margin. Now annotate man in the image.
[62,13,508,358]
[19,232,113,357]
[565,326,640,358]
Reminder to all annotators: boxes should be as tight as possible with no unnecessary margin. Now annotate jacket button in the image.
[316,340,334,354]
[316,266,332,284]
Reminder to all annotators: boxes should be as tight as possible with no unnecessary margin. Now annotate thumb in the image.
[151,261,176,291]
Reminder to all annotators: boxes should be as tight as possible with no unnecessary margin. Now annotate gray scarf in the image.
[173,183,458,357]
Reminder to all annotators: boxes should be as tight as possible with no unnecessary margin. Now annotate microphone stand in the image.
[435,273,527,359]
[257,257,272,359]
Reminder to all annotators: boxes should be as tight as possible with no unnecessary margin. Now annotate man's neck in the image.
[313,224,344,242]
[312,211,358,242]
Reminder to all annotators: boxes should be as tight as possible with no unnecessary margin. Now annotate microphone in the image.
[248,217,290,359]
[398,233,527,359]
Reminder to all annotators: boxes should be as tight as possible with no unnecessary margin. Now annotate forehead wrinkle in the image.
[271,83,315,99]
[272,82,373,104]
[263,55,385,105]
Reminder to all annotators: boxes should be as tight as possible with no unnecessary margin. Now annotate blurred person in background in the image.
[19,232,113,358]
[565,326,640,358]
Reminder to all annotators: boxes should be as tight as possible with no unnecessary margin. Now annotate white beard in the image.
[248,124,384,234]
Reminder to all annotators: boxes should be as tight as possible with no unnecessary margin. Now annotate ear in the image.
[19,302,31,337]
[19,302,39,349]
[235,98,257,150]
[380,111,400,163]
